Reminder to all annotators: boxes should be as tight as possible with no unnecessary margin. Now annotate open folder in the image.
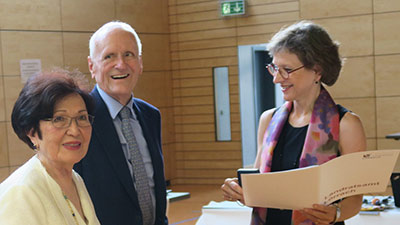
[241,149,400,210]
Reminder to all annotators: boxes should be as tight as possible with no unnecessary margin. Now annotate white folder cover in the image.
[242,150,400,210]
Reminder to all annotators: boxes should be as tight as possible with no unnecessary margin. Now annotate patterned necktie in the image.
[119,106,154,225]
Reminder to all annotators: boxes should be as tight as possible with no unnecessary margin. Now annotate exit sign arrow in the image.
[220,0,245,17]
[233,2,241,12]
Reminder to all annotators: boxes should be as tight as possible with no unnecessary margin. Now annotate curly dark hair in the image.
[267,20,343,86]
[11,68,94,150]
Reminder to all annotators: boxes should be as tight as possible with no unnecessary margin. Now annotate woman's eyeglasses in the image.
[43,115,94,128]
[266,63,305,79]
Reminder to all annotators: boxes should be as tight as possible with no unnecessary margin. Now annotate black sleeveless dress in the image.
[265,105,348,225]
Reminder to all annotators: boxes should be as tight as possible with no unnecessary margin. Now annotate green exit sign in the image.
[220,0,245,17]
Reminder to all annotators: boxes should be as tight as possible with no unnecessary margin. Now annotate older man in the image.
[74,21,167,225]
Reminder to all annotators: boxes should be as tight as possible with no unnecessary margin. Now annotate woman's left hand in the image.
[300,204,336,225]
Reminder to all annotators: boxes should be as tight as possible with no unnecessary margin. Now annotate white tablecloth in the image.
[196,201,400,225]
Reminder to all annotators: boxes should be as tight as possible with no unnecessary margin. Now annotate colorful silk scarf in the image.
[251,87,340,225]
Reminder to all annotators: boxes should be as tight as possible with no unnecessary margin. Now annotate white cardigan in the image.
[0,155,100,225]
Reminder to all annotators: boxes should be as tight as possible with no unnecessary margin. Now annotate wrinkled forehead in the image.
[93,28,138,56]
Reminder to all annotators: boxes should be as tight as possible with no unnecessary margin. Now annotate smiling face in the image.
[272,50,321,102]
[88,28,143,105]
[29,93,92,169]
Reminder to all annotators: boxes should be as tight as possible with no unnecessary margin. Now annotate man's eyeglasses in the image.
[43,115,94,128]
[266,63,305,79]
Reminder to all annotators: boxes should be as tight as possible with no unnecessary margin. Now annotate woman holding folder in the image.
[221,21,366,225]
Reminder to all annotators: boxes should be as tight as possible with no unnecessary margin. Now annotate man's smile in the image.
[111,74,130,79]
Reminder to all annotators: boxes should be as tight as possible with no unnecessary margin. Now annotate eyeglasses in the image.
[43,115,94,128]
[266,63,305,79]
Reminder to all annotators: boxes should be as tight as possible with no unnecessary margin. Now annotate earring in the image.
[315,81,319,84]
[33,144,40,152]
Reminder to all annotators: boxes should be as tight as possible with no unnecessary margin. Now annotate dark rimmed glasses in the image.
[266,63,305,79]
[43,115,94,128]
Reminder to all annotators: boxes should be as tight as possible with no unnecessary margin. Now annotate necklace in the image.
[63,193,79,225]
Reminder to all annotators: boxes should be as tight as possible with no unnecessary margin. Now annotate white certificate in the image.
[242,149,400,210]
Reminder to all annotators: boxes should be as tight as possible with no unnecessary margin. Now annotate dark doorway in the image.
[253,50,274,127]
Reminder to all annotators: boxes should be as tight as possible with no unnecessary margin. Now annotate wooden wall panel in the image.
[173,68,211,79]
[0,0,61,30]
[374,0,400,13]
[236,12,299,26]
[175,142,241,152]
[175,151,242,160]
[179,56,238,69]
[0,78,4,122]
[316,16,373,57]
[173,77,212,88]
[0,123,8,167]
[63,32,92,74]
[115,0,170,33]
[1,31,64,76]
[175,124,215,133]
[135,71,172,107]
[300,0,372,19]
[173,178,226,185]
[377,139,400,150]
[61,0,115,31]
[175,1,216,14]
[375,55,400,97]
[177,47,237,60]
[176,160,241,170]
[6,122,34,166]
[174,115,214,125]
[175,20,236,33]
[0,33,2,76]
[175,11,219,23]
[367,138,377,151]
[174,122,241,133]
[176,132,241,143]
[377,97,400,138]
[3,77,24,123]
[141,34,171,71]
[173,86,213,97]
[237,22,288,36]
[175,0,209,5]
[326,56,375,98]
[174,105,214,115]
[173,96,213,106]
[247,1,299,15]
[176,169,237,179]
[0,167,8,182]
[178,37,237,51]
[238,33,272,46]
[247,0,291,5]
[374,12,400,55]
[178,28,236,42]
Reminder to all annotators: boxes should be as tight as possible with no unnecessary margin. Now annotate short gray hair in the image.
[267,20,342,86]
[89,21,142,58]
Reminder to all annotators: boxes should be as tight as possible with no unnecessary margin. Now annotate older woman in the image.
[0,69,100,225]
[221,21,366,225]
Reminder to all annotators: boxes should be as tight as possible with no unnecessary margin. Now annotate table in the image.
[196,200,400,225]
